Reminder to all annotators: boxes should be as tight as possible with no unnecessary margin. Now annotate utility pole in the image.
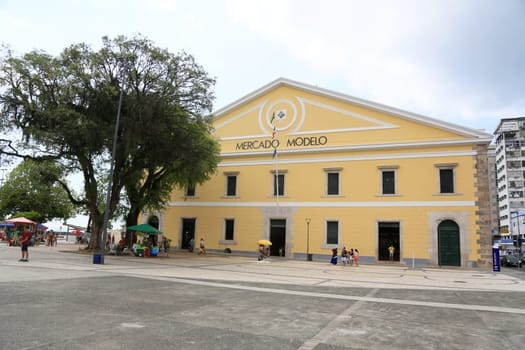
[305,218,311,261]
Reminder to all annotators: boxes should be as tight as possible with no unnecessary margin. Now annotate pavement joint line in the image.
[123,273,525,315]
[111,265,523,292]
[134,264,520,290]
[4,257,523,292]
[297,288,380,350]
[312,279,331,286]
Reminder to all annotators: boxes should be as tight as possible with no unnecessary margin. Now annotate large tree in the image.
[0,160,75,223]
[0,35,220,249]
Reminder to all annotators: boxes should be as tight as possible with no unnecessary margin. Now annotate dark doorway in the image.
[269,219,286,257]
[181,218,196,250]
[438,220,460,266]
[148,216,159,229]
[378,222,400,261]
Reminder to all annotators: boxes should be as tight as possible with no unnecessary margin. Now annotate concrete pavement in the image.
[1,243,524,349]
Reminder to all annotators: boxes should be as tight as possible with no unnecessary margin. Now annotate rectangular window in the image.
[327,173,339,195]
[326,221,339,245]
[273,173,284,196]
[224,219,234,241]
[439,169,454,193]
[185,184,195,197]
[435,163,457,195]
[226,175,237,196]
[382,170,395,194]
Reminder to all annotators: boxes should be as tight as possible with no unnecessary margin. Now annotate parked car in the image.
[501,252,523,267]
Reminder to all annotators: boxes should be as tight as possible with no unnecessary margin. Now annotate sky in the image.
[1,0,524,229]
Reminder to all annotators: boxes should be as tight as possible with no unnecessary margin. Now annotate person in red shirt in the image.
[19,227,32,262]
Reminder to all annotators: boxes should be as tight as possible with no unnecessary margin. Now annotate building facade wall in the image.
[153,79,493,267]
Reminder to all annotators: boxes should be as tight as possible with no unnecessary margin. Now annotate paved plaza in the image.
[1,243,524,350]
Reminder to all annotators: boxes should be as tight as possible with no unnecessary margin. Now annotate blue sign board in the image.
[492,247,501,272]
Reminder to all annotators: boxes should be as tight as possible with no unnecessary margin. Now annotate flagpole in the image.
[275,151,279,206]
[271,112,279,206]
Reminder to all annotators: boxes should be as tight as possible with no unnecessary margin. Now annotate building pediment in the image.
[213,78,492,156]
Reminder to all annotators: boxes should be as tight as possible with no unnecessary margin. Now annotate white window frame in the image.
[219,218,237,245]
[324,167,343,196]
[185,184,196,198]
[378,165,399,196]
[270,169,287,197]
[223,171,239,197]
[322,219,340,248]
[435,163,458,195]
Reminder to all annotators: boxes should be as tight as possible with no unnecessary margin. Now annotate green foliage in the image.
[0,160,76,222]
[0,34,219,249]
[11,211,41,223]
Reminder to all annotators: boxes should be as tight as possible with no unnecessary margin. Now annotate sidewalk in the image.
[1,242,524,350]
[5,242,524,292]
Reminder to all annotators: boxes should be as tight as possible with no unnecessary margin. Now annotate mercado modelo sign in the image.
[235,135,328,151]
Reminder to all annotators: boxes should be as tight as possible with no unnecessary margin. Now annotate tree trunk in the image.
[87,212,104,251]
[124,206,141,248]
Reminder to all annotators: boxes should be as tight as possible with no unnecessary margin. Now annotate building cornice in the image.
[219,150,477,168]
[220,137,492,159]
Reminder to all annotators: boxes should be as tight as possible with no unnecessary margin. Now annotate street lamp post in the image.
[94,70,125,264]
[511,211,522,270]
[518,213,522,270]
[306,218,311,261]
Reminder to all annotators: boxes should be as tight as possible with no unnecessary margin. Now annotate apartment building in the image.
[494,117,525,249]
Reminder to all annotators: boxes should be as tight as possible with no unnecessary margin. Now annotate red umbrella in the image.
[5,217,36,225]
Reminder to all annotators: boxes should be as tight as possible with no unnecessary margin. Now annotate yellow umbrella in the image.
[257,239,272,246]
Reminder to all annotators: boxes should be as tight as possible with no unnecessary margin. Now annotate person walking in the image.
[354,249,359,266]
[189,237,195,252]
[330,247,338,265]
[341,247,348,266]
[198,237,206,255]
[19,227,32,262]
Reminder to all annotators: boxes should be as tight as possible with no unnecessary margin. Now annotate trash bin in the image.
[93,253,103,264]
[307,253,313,261]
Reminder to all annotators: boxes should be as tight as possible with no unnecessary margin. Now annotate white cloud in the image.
[0,0,523,133]
[0,11,27,31]
[183,14,203,32]
[225,0,288,34]
[147,0,178,13]
[222,0,524,131]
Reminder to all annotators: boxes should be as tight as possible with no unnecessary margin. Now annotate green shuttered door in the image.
[438,220,460,266]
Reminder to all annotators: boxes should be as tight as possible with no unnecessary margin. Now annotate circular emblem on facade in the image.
[264,99,299,132]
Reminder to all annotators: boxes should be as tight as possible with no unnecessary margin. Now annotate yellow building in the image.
[147,78,493,267]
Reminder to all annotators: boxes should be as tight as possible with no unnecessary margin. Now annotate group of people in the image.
[330,247,359,266]
[3,226,55,262]
[1,227,53,247]
[188,237,206,254]
[107,234,172,257]
[1,228,22,246]
[45,230,57,246]
[341,247,359,266]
